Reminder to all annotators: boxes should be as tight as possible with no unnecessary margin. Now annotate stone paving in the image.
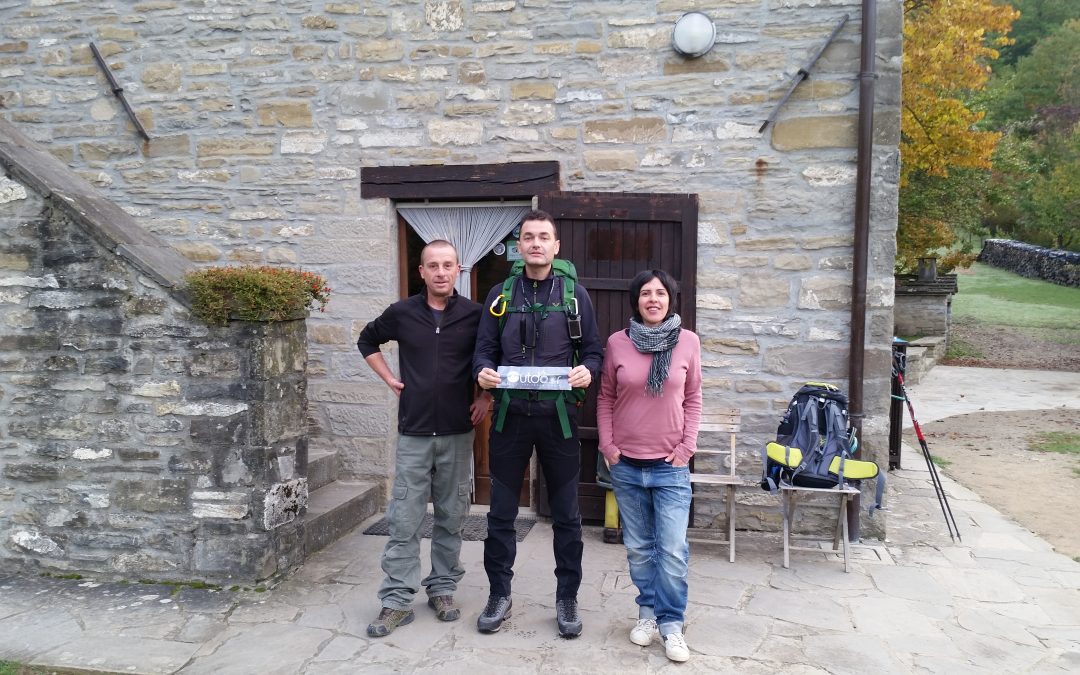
[2,367,1079,674]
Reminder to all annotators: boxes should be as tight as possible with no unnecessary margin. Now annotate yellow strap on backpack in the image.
[765,442,803,468]
[828,456,879,480]
[768,443,878,479]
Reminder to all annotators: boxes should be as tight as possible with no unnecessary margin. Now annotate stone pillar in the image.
[191,319,310,581]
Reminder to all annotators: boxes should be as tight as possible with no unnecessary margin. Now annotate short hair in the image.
[628,269,679,322]
[420,239,458,265]
[519,209,558,239]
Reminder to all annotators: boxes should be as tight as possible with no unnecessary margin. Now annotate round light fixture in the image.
[671,11,716,58]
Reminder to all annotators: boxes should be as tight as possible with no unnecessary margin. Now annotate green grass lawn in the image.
[0,663,42,675]
[1029,431,1080,456]
[952,263,1080,332]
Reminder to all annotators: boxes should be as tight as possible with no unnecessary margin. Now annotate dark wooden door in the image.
[535,191,698,522]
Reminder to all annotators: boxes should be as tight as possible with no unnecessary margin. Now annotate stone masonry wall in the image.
[0,169,309,583]
[0,0,902,537]
[979,239,1080,288]
[893,294,950,337]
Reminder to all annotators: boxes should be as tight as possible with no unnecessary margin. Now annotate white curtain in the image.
[398,204,530,299]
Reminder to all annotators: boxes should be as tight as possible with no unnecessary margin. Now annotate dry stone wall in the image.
[979,239,1080,288]
[0,0,902,537]
[0,157,309,582]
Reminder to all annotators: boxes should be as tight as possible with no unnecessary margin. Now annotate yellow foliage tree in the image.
[898,0,1019,272]
[901,0,1019,186]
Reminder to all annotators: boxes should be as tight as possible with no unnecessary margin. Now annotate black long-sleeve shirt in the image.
[357,291,481,436]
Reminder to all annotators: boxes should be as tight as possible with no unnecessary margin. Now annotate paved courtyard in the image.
[2,367,1078,673]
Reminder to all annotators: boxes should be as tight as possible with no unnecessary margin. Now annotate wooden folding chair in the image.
[689,408,742,562]
[779,483,860,572]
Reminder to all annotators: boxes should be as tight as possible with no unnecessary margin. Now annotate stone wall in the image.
[893,274,957,338]
[979,239,1080,288]
[893,294,950,337]
[0,0,902,537]
[0,135,310,582]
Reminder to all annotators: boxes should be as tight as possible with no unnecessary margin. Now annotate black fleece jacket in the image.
[357,291,482,436]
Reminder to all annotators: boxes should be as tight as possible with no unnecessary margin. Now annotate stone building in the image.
[1,0,902,578]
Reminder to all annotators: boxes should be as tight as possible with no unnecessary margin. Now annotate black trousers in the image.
[484,413,583,600]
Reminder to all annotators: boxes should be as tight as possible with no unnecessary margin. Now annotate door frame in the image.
[364,162,561,508]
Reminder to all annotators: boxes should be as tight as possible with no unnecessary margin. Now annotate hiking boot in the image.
[477,595,512,633]
[663,631,690,662]
[555,597,582,638]
[427,594,460,622]
[630,617,658,646]
[366,606,414,638]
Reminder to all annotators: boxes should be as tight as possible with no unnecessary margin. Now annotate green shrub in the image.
[185,266,331,326]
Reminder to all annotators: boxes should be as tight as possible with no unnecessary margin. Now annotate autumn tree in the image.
[897,0,1019,272]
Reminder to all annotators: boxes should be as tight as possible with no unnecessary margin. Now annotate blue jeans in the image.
[610,460,691,636]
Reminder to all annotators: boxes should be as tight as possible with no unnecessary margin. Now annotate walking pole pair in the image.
[893,365,962,542]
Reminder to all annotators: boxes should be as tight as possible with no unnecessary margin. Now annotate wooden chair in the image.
[779,483,860,572]
[689,408,743,562]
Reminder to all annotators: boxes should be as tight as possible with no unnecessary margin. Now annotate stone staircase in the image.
[901,335,947,384]
[302,448,382,555]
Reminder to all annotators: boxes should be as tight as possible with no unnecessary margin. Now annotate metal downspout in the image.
[848,0,877,540]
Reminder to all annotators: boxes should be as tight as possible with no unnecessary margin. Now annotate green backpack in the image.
[489,259,586,439]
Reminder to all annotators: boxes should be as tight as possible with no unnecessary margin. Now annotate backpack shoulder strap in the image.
[550,258,578,310]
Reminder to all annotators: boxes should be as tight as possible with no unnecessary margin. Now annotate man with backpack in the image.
[473,210,603,638]
[356,240,489,638]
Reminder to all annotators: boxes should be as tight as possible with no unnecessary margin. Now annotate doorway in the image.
[397,213,528,506]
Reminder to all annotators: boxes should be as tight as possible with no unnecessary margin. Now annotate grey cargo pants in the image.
[377,431,473,609]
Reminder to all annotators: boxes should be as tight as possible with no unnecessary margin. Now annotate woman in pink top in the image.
[597,269,702,663]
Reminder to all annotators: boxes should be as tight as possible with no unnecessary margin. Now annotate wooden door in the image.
[535,192,699,522]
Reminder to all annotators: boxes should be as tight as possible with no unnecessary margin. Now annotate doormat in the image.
[362,513,536,542]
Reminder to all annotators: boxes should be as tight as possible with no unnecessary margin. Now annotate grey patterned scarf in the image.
[628,314,682,397]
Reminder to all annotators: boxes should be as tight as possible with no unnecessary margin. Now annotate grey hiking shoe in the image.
[476,595,512,633]
[428,594,461,622]
[366,606,414,637]
[556,597,582,638]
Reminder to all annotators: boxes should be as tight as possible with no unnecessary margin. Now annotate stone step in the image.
[305,449,338,493]
[909,335,947,361]
[903,346,931,385]
[303,480,381,555]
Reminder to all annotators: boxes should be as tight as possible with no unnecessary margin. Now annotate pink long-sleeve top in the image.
[596,328,703,465]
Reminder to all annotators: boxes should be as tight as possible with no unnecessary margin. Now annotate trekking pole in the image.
[894,372,962,542]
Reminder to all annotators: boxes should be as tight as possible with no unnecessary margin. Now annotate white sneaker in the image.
[663,631,690,662]
[629,617,658,646]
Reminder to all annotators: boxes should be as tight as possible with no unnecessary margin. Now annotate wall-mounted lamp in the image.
[671,11,716,58]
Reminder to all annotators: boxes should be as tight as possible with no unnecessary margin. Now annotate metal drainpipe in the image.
[847,0,877,541]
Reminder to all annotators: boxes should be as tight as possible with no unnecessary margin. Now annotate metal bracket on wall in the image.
[89,42,151,142]
[758,13,850,134]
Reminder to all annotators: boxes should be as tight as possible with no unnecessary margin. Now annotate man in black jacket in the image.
[356,240,488,637]
[473,210,603,638]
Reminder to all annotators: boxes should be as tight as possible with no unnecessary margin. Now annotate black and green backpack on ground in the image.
[761,382,885,510]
